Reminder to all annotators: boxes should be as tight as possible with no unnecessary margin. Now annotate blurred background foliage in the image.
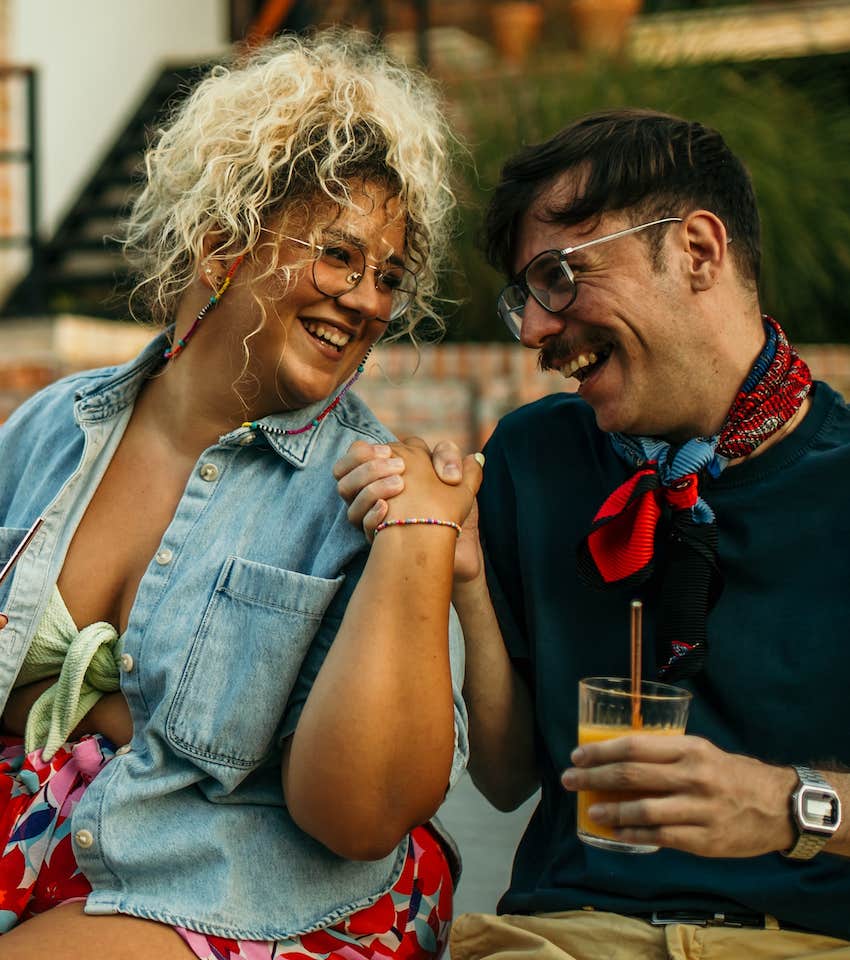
[438,52,850,343]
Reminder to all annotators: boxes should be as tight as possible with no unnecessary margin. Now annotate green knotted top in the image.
[15,587,122,760]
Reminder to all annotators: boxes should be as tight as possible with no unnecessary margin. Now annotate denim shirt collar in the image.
[72,329,352,470]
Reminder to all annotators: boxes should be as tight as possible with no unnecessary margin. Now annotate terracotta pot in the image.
[490,2,544,66]
[567,0,643,57]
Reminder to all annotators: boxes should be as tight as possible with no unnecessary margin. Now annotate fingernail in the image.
[561,769,577,788]
[374,445,392,457]
[571,747,585,764]
[474,452,485,467]
[443,463,461,479]
[588,805,606,821]
[386,457,404,469]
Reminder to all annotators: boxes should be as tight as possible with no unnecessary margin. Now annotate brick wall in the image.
[1,317,849,450]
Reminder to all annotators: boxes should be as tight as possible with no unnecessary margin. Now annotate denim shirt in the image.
[0,332,468,939]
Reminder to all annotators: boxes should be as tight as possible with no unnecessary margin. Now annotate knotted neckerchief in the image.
[577,316,812,681]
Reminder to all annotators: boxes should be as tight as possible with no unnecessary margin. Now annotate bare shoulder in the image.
[0,902,195,959]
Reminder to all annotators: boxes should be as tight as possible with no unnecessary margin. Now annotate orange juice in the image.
[576,722,684,841]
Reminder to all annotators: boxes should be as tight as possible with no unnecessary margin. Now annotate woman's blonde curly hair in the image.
[122,28,457,343]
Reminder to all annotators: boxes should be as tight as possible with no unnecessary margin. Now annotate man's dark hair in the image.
[484,108,760,287]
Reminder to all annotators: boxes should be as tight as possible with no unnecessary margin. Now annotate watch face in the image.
[800,787,840,830]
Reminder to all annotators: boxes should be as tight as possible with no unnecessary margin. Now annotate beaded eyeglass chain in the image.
[241,348,372,437]
[165,251,371,438]
[163,255,245,360]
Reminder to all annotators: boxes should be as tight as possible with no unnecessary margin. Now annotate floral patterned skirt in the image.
[0,735,454,959]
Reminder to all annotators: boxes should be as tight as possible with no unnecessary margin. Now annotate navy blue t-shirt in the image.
[479,381,850,939]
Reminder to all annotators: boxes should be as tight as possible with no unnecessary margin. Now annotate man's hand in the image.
[561,733,798,857]
[334,439,484,582]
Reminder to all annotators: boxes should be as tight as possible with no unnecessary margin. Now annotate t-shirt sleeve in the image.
[478,426,532,679]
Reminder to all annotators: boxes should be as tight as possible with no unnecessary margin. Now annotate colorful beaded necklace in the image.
[241,349,371,437]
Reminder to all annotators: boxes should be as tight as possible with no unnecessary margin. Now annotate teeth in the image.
[562,351,597,379]
[303,320,351,349]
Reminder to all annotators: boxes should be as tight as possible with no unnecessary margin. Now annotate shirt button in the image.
[155,548,173,565]
[199,463,219,482]
[120,652,135,673]
[74,829,94,849]
[115,744,132,756]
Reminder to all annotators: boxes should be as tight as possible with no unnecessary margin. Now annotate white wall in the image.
[11,0,228,235]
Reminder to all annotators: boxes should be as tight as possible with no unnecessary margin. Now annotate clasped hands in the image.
[333,439,798,859]
[333,437,483,581]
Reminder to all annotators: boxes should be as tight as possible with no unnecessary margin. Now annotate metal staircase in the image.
[1,61,211,320]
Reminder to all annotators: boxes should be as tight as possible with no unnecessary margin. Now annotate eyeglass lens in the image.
[312,240,417,321]
[526,252,576,312]
[497,252,577,340]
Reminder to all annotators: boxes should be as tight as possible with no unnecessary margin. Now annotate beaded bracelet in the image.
[373,518,462,538]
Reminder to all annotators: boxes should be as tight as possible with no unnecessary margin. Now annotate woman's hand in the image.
[334,439,484,581]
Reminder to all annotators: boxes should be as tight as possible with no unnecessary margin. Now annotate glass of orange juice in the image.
[577,677,692,854]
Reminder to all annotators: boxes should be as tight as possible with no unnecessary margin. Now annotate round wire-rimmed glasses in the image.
[284,235,418,322]
[497,217,683,339]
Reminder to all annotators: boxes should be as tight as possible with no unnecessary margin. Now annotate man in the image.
[335,109,850,958]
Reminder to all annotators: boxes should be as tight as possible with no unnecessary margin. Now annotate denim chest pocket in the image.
[166,556,343,770]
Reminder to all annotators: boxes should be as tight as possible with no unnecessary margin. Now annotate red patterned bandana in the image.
[577,316,812,680]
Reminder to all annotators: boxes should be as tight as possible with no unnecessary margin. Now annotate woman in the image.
[0,30,479,959]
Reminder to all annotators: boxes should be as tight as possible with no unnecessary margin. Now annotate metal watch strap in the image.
[783,765,838,860]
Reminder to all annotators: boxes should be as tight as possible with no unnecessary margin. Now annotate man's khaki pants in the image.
[450,910,850,960]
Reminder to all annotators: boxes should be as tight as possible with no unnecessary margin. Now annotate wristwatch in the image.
[783,765,842,860]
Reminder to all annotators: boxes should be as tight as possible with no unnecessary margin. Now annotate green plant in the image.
[439,55,850,343]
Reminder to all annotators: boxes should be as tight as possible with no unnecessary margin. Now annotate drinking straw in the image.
[630,599,643,729]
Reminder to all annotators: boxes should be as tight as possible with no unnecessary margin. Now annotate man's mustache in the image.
[539,336,576,372]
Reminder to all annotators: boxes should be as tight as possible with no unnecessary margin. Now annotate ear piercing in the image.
[163,256,245,361]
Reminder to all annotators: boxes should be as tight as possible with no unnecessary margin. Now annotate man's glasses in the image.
[284,235,418,322]
[497,217,683,340]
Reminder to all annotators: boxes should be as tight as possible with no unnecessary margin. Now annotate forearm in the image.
[723,759,850,859]
[453,570,539,811]
[284,526,458,859]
